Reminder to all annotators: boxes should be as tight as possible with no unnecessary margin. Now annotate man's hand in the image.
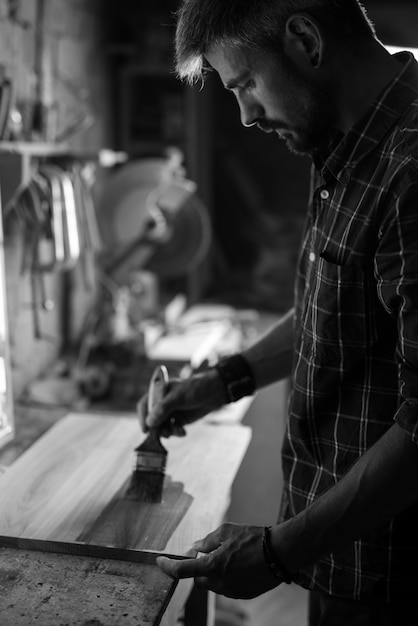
[137,369,227,437]
[156,522,282,599]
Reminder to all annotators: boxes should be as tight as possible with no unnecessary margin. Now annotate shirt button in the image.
[309,252,316,262]
[320,189,330,200]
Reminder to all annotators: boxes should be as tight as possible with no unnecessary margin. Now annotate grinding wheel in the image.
[97,158,211,283]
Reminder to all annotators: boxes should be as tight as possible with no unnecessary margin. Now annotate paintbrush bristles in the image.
[125,470,165,503]
[126,433,167,502]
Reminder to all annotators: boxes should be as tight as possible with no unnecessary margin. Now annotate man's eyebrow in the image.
[224,72,251,90]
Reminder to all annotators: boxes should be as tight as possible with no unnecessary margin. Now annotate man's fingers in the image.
[146,393,181,429]
[194,576,213,590]
[136,396,149,432]
[193,529,224,553]
[146,405,166,429]
[156,555,211,579]
[171,424,187,437]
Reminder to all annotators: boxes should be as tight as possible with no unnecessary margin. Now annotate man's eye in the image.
[241,81,254,92]
[226,80,254,96]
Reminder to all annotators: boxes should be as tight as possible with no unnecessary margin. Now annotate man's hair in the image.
[175,0,376,84]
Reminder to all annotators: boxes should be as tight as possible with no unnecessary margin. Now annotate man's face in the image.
[205,43,337,156]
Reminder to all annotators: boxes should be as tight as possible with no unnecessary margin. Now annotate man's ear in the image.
[284,13,324,69]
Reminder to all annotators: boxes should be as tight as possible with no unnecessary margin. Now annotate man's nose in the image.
[238,97,263,128]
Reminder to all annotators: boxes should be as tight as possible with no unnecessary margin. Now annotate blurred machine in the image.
[99,150,212,287]
[75,150,215,407]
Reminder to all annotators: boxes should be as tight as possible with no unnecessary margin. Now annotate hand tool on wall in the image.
[78,164,102,255]
[17,176,55,338]
[72,164,101,290]
[38,165,66,269]
[39,164,81,270]
[60,171,81,268]
[125,364,169,503]
[15,161,89,340]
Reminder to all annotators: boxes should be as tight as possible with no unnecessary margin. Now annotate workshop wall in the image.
[0,0,112,396]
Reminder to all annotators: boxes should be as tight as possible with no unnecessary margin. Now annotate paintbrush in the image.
[125,365,169,503]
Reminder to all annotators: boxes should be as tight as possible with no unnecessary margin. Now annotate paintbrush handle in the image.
[145,429,167,453]
[147,365,169,414]
[134,429,167,453]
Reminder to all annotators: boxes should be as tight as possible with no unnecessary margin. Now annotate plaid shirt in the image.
[281,52,418,601]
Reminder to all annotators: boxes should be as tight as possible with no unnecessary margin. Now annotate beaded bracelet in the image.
[214,354,255,403]
[261,526,293,584]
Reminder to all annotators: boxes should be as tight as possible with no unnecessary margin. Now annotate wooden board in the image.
[0,546,176,626]
[0,410,251,561]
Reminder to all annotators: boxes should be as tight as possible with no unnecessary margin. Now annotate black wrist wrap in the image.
[214,353,255,403]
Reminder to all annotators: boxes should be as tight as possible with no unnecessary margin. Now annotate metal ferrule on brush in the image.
[134,432,167,474]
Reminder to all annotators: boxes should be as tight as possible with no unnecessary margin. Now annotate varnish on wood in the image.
[0,411,251,562]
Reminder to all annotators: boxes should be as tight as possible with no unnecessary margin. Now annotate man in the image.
[138,1,418,623]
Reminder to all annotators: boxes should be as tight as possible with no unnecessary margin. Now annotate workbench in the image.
[0,401,253,626]
[0,546,188,626]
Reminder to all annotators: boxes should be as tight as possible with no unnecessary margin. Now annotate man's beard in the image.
[257,116,335,157]
[256,82,338,157]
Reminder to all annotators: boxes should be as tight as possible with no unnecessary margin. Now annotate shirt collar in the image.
[318,52,418,183]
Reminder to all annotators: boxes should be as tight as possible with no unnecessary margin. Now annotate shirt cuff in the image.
[394,399,418,443]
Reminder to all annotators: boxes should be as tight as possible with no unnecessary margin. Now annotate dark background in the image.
[101,0,418,311]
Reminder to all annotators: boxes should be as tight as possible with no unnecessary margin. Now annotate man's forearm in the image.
[242,308,295,389]
[273,422,418,574]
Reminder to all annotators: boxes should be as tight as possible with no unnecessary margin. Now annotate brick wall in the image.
[0,0,112,396]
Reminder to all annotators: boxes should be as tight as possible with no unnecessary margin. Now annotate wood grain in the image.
[0,545,177,626]
[0,410,251,560]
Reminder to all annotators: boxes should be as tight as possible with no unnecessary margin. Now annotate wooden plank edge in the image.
[0,536,197,626]
[0,535,196,565]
